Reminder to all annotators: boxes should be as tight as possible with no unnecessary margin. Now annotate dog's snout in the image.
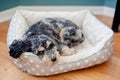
[71,30,76,35]
[79,34,85,43]
[51,57,56,62]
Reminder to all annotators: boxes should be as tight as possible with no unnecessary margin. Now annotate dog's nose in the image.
[79,34,85,43]
[51,57,56,62]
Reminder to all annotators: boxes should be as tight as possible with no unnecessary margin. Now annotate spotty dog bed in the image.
[7,10,113,76]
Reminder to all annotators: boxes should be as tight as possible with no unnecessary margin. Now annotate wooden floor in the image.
[0,15,120,80]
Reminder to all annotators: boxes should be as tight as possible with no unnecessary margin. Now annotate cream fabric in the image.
[7,10,113,76]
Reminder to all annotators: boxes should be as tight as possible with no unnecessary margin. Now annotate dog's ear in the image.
[59,28,65,42]
[9,40,23,58]
[9,39,32,58]
[23,40,32,52]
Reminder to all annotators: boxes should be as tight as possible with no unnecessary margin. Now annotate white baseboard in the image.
[0,7,19,23]
[0,6,115,22]
[103,6,115,17]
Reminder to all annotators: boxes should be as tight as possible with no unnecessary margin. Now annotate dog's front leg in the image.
[41,55,53,66]
[60,45,76,56]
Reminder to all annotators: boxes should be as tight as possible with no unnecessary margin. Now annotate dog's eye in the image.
[41,40,47,48]
[64,34,67,37]
[70,30,76,35]
[64,34,69,37]
[47,43,54,49]
[37,51,44,55]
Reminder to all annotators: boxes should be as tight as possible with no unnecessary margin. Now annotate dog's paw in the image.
[61,46,76,56]
[41,55,53,66]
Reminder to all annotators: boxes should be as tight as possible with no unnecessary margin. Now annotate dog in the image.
[9,18,85,66]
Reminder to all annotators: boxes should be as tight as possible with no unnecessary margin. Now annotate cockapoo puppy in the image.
[9,18,85,66]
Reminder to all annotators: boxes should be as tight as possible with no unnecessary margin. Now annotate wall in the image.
[20,0,104,6]
[0,0,117,11]
[104,0,117,8]
[0,0,19,11]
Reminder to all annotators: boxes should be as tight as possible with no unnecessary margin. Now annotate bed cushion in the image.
[7,10,113,76]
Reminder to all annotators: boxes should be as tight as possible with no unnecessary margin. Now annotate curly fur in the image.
[9,18,85,65]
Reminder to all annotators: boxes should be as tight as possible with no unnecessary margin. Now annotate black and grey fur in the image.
[9,18,85,62]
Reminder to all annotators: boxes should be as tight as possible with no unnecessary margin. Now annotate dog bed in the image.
[7,10,113,76]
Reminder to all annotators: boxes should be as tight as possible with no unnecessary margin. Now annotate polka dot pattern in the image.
[101,55,105,59]
[41,69,45,72]
[36,65,40,68]
[85,59,89,63]
[46,73,49,75]
[26,63,30,66]
[88,63,93,66]
[50,69,54,72]
[55,72,58,74]
[27,70,32,74]
[32,68,36,71]
[80,66,84,68]
[29,59,34,63]
[60,67,63,70]
[10,29,113,76]
[19,64,23,68]
[93,58,97,61]
[76,62,80,66]
[36,73,40,76]
[68,64,72,68]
